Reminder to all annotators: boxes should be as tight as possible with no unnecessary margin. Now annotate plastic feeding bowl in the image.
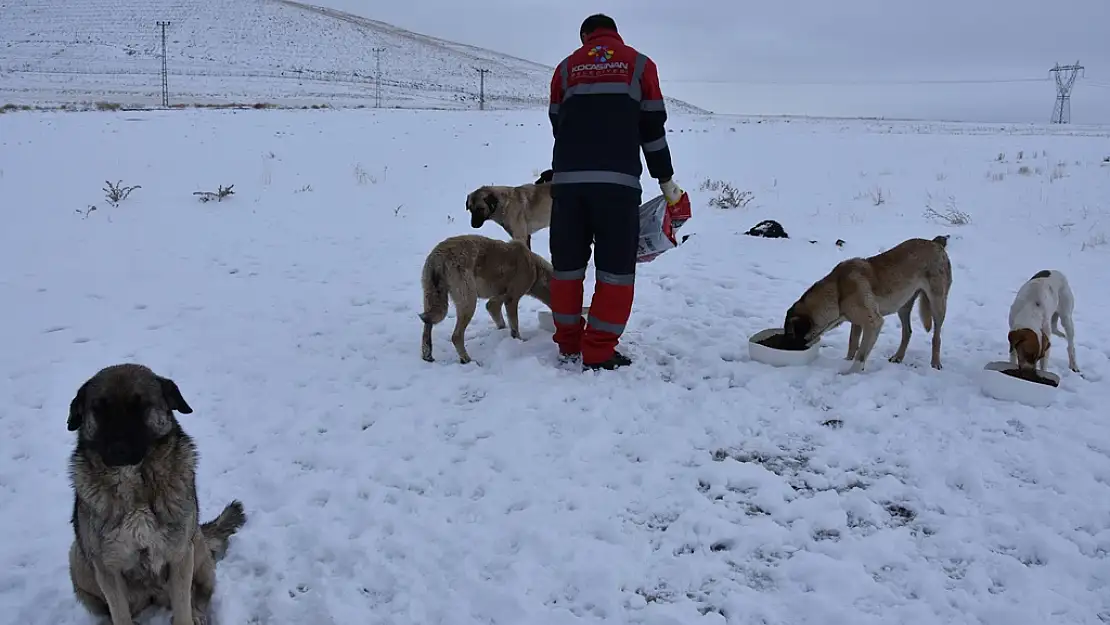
[747,328,820,367]
[537,307,590,333]
[979,361,1060,406]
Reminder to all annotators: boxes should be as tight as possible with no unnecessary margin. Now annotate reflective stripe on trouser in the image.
[551,267,586,355]
[583,275,635,365]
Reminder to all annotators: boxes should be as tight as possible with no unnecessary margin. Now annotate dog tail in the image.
[931,234,950,248]
[419,257,450,327]
[201,500,247,561]
[918,292,934,332]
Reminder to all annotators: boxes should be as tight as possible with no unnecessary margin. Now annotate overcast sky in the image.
[317,0,1110,123]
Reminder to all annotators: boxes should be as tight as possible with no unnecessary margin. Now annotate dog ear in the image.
[535,169,553,185]
[157,376,193,414]
[484,192,499,212]
[1007,330,1022,352]
[1040,332,1051,358]
[67,381,88,431]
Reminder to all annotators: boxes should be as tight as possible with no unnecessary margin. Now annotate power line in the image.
[659,77,1051,86]
[371,46,385,108]
[1049,61,1084,124]
[473,67,490,110]
[156,21,170,107]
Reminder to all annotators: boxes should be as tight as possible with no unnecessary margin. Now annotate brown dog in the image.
[419,234,554,364]
[465,174,553,250]
[67,363,247,625]
[784,235,952,373]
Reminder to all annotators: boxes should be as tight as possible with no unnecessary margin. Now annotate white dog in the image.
[1007,269,1079,373]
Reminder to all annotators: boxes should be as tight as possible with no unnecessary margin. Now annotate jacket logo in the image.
[587,45,614,62]
[572,45,629,73]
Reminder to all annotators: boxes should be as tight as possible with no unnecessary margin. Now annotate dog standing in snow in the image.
[419,234,553,364]
[1008,269,1079,373]
[783,235,952,373]
[465,172,553,251]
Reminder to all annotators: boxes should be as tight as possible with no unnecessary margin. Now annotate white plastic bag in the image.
[637,194,683,263]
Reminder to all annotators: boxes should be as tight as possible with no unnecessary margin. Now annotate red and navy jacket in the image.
[548,29,674,191]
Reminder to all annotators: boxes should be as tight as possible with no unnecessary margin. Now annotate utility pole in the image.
[157,21,170,108]
[1049,61,1084,124]
[371,46,386,108]
[474,67,490,110]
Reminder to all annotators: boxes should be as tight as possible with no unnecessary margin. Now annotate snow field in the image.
[1,108,1109,624]
[0,0,707,113]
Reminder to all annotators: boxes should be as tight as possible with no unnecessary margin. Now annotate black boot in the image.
[583,350,632,371]
[558,352,582,366]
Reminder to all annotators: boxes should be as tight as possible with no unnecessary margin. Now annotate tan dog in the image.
[784,235,952,373]
[67,363,247,625]
[465,171,553,249]
[1008,269,1079,373]
[419,234,553,364]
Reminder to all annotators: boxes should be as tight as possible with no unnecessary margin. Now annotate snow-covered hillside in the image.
[1,107,1109,624]
[0,0,708,112]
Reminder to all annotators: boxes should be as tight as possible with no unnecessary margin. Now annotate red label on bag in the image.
[668,192,692,222]
[660,192,692,245]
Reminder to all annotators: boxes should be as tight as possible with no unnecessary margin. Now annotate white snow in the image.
[2,107,1110,625]
[0,0,707,114]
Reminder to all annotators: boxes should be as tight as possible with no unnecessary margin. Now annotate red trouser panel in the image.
[583,281,634,364]
[551,275,586,355]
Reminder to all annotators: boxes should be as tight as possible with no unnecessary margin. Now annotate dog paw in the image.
[931,361,943,370]
[422,355,435,363]
[888,354,904,364]
[1070,365,1081,373]
[510,330,522,340]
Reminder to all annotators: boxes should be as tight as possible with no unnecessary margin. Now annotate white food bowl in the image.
[537,307,590,333]
[979,361,1060,407]
[747,328,820,367]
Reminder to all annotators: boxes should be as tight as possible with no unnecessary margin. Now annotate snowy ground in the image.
[1,108,1110,625]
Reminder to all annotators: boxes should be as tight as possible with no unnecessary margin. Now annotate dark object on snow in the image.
[681,234,693,244]
[835,239,845,247]
[745,219,789,239]
[755,333,809,351]
[932,234,950,247]
[194,184,235,203]
[1000,368,1059,387]
[534,169,553,185]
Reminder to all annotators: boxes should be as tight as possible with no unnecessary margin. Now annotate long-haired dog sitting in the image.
[419,234,553,364]
[67,363,246,625]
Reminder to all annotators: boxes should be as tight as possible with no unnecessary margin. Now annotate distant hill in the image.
[0,0,709,113]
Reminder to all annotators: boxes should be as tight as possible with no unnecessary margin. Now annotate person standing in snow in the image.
[547,13,689,371]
